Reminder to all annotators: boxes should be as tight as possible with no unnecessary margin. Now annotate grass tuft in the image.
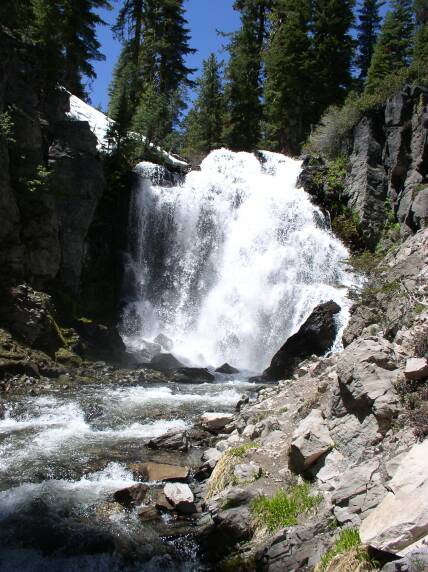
[251,482,322,532]
[206,442,259,498]
[316,528,376,572]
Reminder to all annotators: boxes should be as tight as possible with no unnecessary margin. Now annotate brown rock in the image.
[404,357,428,381]
[113,483,149,508]
[137,505,159,521]
[129,461,189,482]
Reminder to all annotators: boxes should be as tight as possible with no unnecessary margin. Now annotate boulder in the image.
[263,301,341,381]
[129,461,189,482]
[336,337,400,421]
[224,487,257,508]
[74,319,126,363]
[215,363,240,374]
[147,429,190,452]
[404,357,428,381]
[202,448,222,468]
[233,463,261,482]
[163,483,196,515]
[149,353,184,371]
[153,490,174,511]
[172,367,215,383]
[154,333,173,351]
[113,483,149,508]
[289,409,334,473]
[360,441,428,553]
[201,412,235,433]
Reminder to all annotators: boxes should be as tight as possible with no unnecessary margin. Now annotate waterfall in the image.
[121,149,352,372]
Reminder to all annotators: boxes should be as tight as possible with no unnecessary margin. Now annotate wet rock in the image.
[154,333,173,351]
[289,409,334,473]
[204,507,252,558]
[137,505,159,521]
[149,353,184,371]
[0,401,6,419]
[233,462,261,482]
[147,429,190,452]
[216,363,240,374]
[360,440,428,553]
[263,300,341,381]
[172,367,215,383]
[404,357,428,381]
[163,482,196,514]
[55,347,82,368]
[201,412,235,433]
[74,320,126,364]
[129,461,189,482]
[153,490,174,511]
[195,448,222,481]
[113,483,149,508]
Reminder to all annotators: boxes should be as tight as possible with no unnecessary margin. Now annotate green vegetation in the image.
[251,482,322,532]
[317,528,376,571]
[356,0,384,83]
[0,111,15,143]
[20,165,52,194]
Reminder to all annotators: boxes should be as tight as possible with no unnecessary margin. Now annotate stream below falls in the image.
[0,374,258,571]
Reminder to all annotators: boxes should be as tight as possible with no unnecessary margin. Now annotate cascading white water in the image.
[122,149,353,371]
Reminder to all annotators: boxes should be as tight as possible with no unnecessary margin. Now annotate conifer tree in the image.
[0,0,32,34]
[311,0,355,120]
[264,0,312,155]
[61,0,111,98]
[356,0,384,82]
[182,54,225,163]
[223,0,272,152]
[413,0,428,78]
[366,0,414,92]
[31,0,65,88]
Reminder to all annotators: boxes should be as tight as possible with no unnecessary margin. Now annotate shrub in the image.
[316,528,376,572]
[251,482,322,532]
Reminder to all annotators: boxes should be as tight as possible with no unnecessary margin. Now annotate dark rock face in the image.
[263,301,341,381]
[0,29,105,296]
[73,320,126,363]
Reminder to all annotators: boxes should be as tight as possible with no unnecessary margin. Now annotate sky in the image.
[90,0,240,111]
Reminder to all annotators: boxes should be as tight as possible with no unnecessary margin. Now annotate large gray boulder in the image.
[289,409,334,473]
[263,300,341,381]
[336,336,400,422]
[360,440,428,552]
[163,482,196,515]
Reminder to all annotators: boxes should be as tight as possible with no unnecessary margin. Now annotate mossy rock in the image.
[55,347,82,368]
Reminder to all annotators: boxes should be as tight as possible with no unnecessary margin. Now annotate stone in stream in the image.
[163,482,196,514]
[215,363,240,374]
[172,367,215,383]
[137,505,159,521]
[147,429,190,451]
[113,483,149,508]
[129,461,189,482]
[154,333,174,351]
[201,412,235,433]
[149,353,184,371]
[262,300,341,381]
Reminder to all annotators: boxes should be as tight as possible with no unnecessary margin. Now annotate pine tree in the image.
[0,0,32,34]
[413,0,428,79]
[311,0,355,120]
[182,54,224,163]
[356,0,384,82]
[61,0,111,99]
[109,0,195,152]
[366,0,414,92]
[223,0,272,152]
[31,0,65,88]
[264,0,312,155]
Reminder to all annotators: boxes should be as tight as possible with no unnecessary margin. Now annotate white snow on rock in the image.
[66,93,189,169]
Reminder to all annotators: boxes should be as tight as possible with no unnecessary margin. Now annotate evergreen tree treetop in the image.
[356,0,384,82]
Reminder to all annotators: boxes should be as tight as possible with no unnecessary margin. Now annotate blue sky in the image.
[90,0,240,110]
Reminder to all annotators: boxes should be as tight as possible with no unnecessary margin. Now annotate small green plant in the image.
[0,111,15,143]
[229,442,259,458]
[317,528,376,571]
[251,482,322,532]
[21,164,52,194]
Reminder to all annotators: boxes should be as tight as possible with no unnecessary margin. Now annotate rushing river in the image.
[0,150,353,570]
